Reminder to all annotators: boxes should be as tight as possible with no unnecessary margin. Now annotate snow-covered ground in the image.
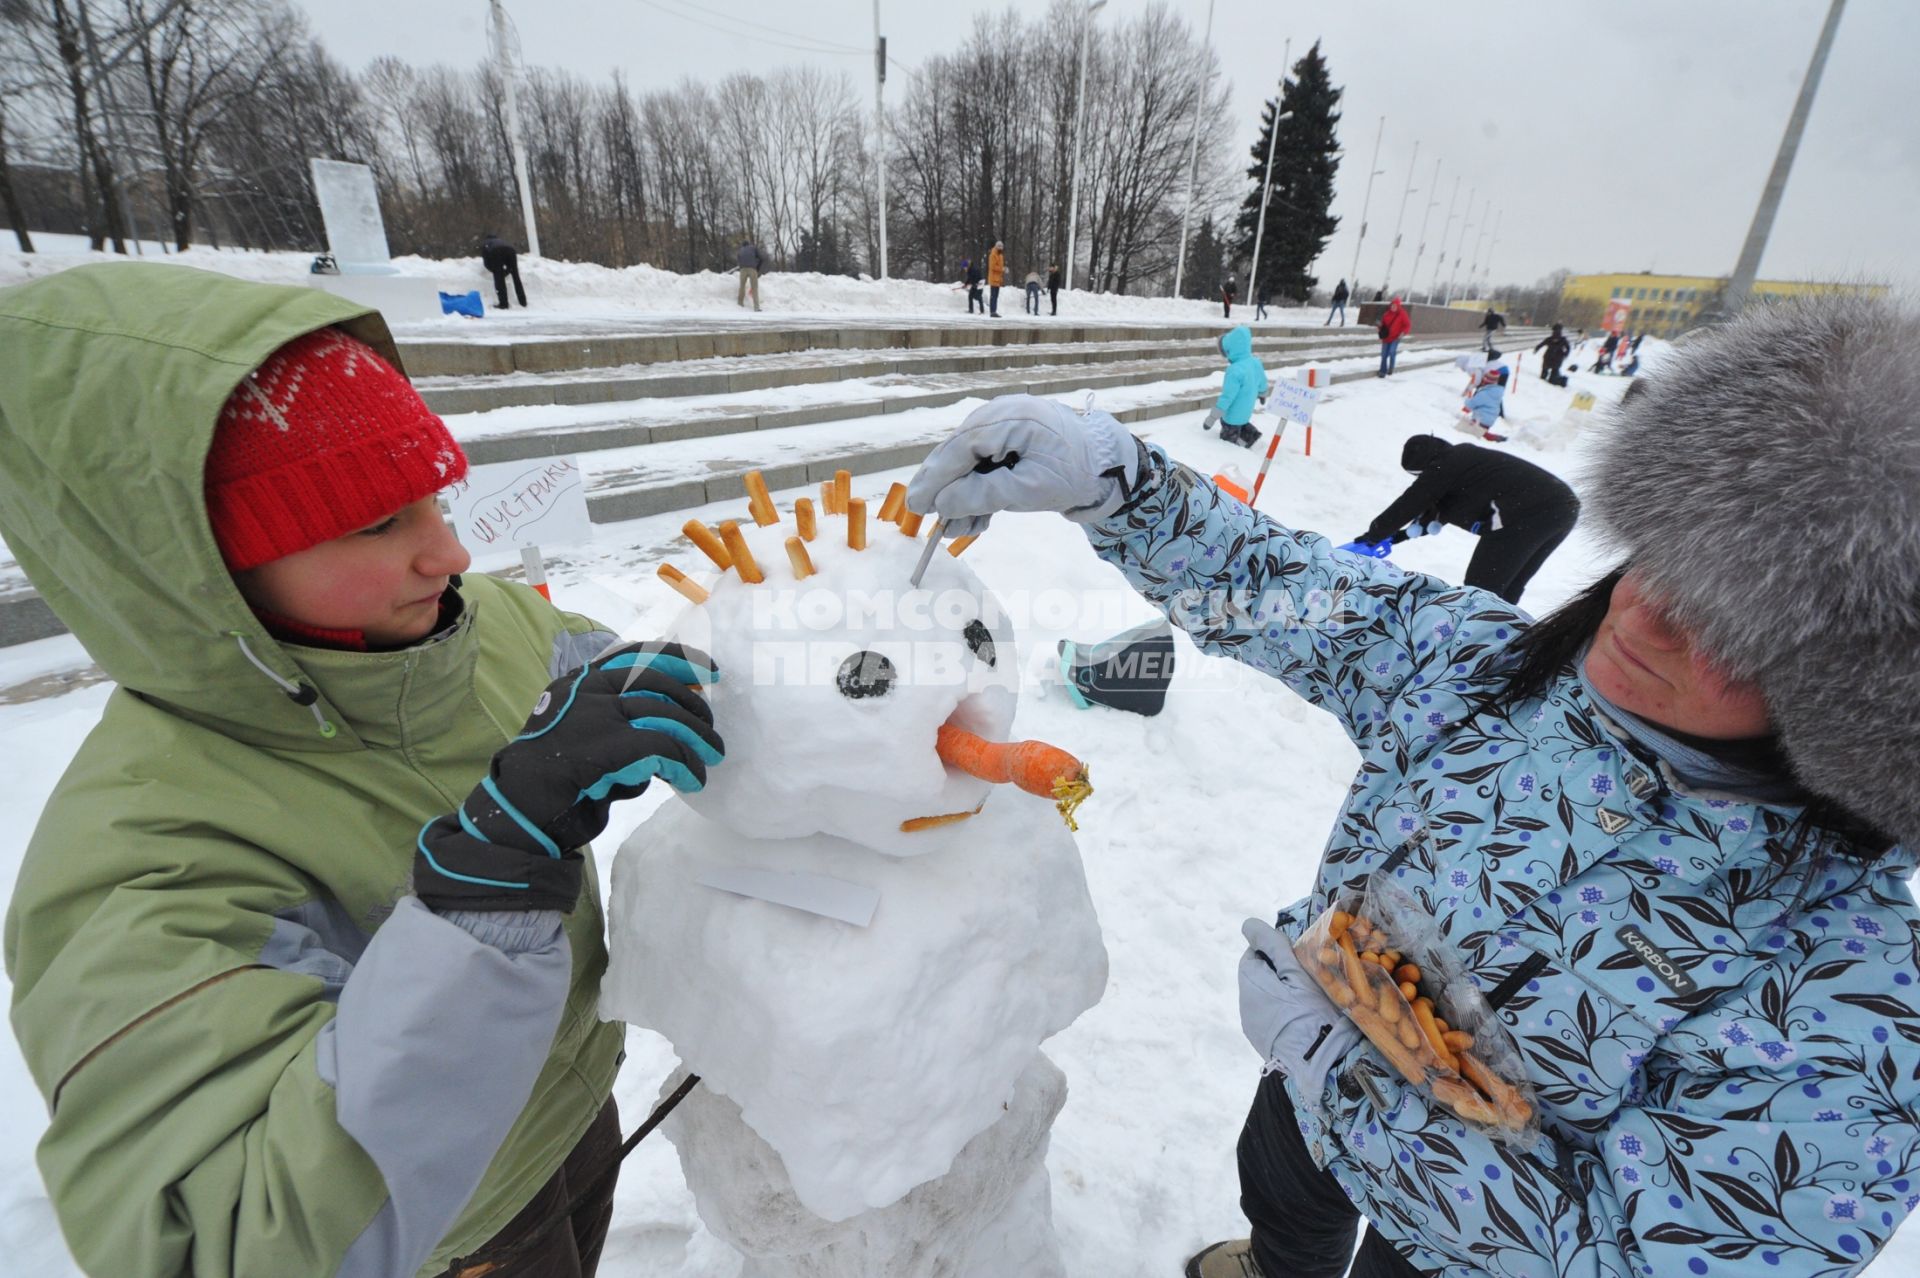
[0,235,1332,334]
[2,354,1913,1276]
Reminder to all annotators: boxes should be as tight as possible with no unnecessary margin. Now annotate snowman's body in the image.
[602,505,1108,1275]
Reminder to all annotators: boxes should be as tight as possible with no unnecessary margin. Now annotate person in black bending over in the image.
[1350,435,1579,605]
[1533,323,1572,387]
[480,233,527,310]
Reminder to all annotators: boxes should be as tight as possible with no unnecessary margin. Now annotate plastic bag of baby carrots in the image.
[1293,873,1539,1146]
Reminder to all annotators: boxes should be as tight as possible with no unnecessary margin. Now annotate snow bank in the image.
[0,237,1323,330]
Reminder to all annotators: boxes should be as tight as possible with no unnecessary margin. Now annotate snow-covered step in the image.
[566,349,1466,523]
[451,330,1538,466]
[395,317,1359,380]
[411,331,1379,416]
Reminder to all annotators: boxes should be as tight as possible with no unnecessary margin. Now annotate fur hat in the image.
[1584,292,1920,850]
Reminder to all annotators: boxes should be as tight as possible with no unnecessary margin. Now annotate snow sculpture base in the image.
[662,1056,1069,1278]
[602,794,1105,1220]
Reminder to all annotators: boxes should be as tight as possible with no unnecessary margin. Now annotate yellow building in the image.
[1558,273,1887,337]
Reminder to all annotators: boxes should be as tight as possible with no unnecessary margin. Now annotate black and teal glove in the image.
[415,641,723,912]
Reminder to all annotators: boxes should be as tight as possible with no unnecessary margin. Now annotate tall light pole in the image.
[1344,115,1384,298]
[1171,0,1217,299]
[1466,201,1491,299]
[1479,208,1502,299]
[1428,174,1459,303]
[873,2,888,279]
[1408,156,1442,305]
[1242,38,1289,307]
[489,0,540,258]
[1244,105,1292,308]
[1444,187,1476,304]
[1720,0,1846,316]
[1380,139,1420,299]
[1065,0,1107,292]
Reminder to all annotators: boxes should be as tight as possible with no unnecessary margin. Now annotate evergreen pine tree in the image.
[1234,41,1342,304]
[1182,216,1225,302]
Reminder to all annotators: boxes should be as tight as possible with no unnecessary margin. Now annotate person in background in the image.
[1534,322,1572,387]
[0,264,725,1278]
[1325,278,1349,326]
[1479,305,1507,353]
[962,257,985,315]
[1047,262,1063,316]
[1594,329,1621,374]
[987,241,1007,318]
[1456,352,1511,442]
[1255,279,1272,322]
[1375,295,1411,377]
[1346,434,1578,603]
[1024,268,1043,316]
[480,232,527,310]
[1220,277,1238,320]
[736,237,764,311]
[1201,325,1270,450]
[906,294,1920,1278]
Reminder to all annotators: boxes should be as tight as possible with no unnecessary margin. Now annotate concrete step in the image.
[546,347,1471,525]
[413,330,1381,416]
[0,336,1543,648]
[454,330,1542,466]
[396,317,1358,380]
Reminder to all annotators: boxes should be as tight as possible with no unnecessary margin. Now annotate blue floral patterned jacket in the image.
[1085,443,1920,1278]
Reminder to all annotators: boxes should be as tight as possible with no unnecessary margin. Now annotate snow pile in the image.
[600,510,1106,1267]
[0,235,1321,329]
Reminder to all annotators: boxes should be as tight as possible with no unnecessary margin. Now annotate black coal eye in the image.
[837,650,897,699]
[963,619,996,668]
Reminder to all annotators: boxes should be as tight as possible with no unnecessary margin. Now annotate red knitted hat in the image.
[206,327,468,571]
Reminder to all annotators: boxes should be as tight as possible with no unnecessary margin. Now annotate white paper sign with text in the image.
[445,456,592,565]
[1266,377,1323,425]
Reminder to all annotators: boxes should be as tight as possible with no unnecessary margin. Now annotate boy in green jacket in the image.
[0,264,723,1277]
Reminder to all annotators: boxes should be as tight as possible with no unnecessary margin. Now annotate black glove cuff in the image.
[415,815,583,914]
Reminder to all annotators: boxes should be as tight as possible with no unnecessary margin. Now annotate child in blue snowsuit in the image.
[1202,326,1270,449]
[1459,359,1510,442]
[908,292,1920,1278]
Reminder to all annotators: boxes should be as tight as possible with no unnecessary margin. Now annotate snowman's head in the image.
[659,477,1023,856]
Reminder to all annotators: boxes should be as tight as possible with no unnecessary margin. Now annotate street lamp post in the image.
[1720,0,1847,316]
[1065,0,1108,293]
[1345,115,1385,300]
[1171,0,1218,299]
[1444,187,1476,305]
[1380,139,1420,299]
[1479,208,1502,299]
[873,1,887,279]
[1243,103,1292,308]
[1408,156,1442,304]
[1428,174,1459,303]
[489,0,541,258]
[1466,204,1491,299]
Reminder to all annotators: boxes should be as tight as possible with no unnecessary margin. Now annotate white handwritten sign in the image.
[445,456,592,563]
[1266,376,1323,425]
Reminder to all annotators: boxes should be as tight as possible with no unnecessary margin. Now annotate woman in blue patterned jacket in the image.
[906,294,1920,1278]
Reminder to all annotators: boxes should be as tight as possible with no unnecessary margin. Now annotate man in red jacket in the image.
[1376,296,1411,377]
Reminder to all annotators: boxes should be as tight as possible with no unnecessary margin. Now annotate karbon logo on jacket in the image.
[1616,925,1698,996]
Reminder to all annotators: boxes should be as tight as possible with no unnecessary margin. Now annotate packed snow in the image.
[2,346,1915,1276]
[0,238,1332,333]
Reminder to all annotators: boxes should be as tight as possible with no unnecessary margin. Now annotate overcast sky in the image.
[295,0,1919,292]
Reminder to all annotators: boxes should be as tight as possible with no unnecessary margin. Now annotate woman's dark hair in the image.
[1493,568,1624,711]
[1494,568,1894,862]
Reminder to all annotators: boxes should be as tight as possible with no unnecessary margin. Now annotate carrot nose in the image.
[935,723,1092,830]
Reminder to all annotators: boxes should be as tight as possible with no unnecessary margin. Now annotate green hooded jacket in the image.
[0,264,625,1276]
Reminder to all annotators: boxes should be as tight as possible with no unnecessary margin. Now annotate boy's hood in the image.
[1401,434,1452,472]
[0,263,415,748]
[1218,326,1253,361]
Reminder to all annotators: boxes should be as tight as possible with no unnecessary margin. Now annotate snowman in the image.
[602,471,1109,1278]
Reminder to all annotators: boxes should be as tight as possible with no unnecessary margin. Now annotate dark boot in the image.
[1237,423,1262,449]
[1186,1239,1263,1278]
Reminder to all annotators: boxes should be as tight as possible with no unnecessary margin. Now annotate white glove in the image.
[1239,918,1361,1104]
[906,394,1142,539]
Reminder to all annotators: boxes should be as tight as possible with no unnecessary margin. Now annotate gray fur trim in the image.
[1583,292,1920,850]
